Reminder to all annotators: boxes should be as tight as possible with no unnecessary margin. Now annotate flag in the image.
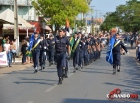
[26,33,34,56]
[66,18,70,28]
[106,35,115,65]
[70,26,76,56]
[65,18,70,32]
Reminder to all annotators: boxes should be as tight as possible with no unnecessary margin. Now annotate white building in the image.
[0,0,38,21]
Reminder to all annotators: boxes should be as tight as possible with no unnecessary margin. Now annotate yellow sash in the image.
[32,39,41,50]
[72,38,80,53]
[114,40,120,48]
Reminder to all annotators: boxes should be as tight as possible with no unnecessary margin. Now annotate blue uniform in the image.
[113,39,127,67]
[54,36,70,78]
[39,39,48,69]
[47,38,55,65]
[80,40,89,65]
[72,38,81,68]
[112,39,128,74]
[32,39,40,70]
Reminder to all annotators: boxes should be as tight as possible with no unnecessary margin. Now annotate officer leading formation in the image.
[28,27,128,85]
[106,28,129,75]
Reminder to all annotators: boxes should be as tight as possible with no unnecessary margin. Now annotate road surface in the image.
[0,49,140,103]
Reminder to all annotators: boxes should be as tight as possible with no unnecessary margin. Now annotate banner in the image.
[0,51,8,66]
[26,33,34,55]
[106,35,115,65]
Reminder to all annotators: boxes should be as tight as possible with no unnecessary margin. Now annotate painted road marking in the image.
[45,84,58,92]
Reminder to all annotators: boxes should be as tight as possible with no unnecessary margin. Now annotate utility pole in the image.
[14,0,19,56]
[90,6,95,34]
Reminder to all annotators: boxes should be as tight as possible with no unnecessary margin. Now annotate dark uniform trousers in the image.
[39,50,46,68]
[80,42,89,65]
[48,48,55,63]
[83,50,88,65]
[32,49,40,68]
[73,50,80,67]
[79,50,83,66]
[56,52,67,77]
[113,52,121,68]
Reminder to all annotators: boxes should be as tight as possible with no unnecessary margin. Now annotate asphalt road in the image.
[0,49,140,103]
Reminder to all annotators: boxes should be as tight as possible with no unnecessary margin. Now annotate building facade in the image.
[0,0,38,21]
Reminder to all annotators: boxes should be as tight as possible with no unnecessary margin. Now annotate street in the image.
[0,49,140,103]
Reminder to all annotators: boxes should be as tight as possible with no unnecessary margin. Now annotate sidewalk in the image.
[0,57,33,77]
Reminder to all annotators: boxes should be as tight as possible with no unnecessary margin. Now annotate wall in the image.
[0,5,37,21]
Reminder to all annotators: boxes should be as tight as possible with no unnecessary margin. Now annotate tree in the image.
[100,0,140,32]
[32,0,89,32]
[100,12,119,31]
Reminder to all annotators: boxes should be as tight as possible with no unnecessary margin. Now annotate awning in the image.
[0,9,34,30]
[29,21,41,33]
[0,19,14,25]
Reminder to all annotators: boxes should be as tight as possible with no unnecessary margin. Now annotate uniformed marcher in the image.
[47,35,55,66]
[39,34,48,70]
[72,33,81,72]
[32,32,41,73]
[54,29,70,84]
[80,38,89,66]
[112,33,128,74]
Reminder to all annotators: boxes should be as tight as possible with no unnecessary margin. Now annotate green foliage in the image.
[32,0,89,28]
[100,0,140,32]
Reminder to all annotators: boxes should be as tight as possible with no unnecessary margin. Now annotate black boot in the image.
[58,77,62,85]
[117,66,120,72]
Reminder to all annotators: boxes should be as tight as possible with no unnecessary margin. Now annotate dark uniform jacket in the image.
[40,39,48,51]
[54,36,70,53]
[47,38,55,50]
[112,39,127,53]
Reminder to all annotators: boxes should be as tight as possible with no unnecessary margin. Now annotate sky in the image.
[90,0,128,18]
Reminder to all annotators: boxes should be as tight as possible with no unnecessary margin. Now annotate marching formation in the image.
[19,27,129,85]
[29,29,106,85]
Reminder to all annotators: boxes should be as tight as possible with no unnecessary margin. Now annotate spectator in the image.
[25,38,31,64]
[2,36,9,51]
[10,40,16,64]
[21,39,27,64]
[137,41,140,61]
[4,39,12,67]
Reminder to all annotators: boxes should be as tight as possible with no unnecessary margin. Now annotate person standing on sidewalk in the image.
[21,39,27,64]
[4,39,12,67]
[10,40,16,64]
